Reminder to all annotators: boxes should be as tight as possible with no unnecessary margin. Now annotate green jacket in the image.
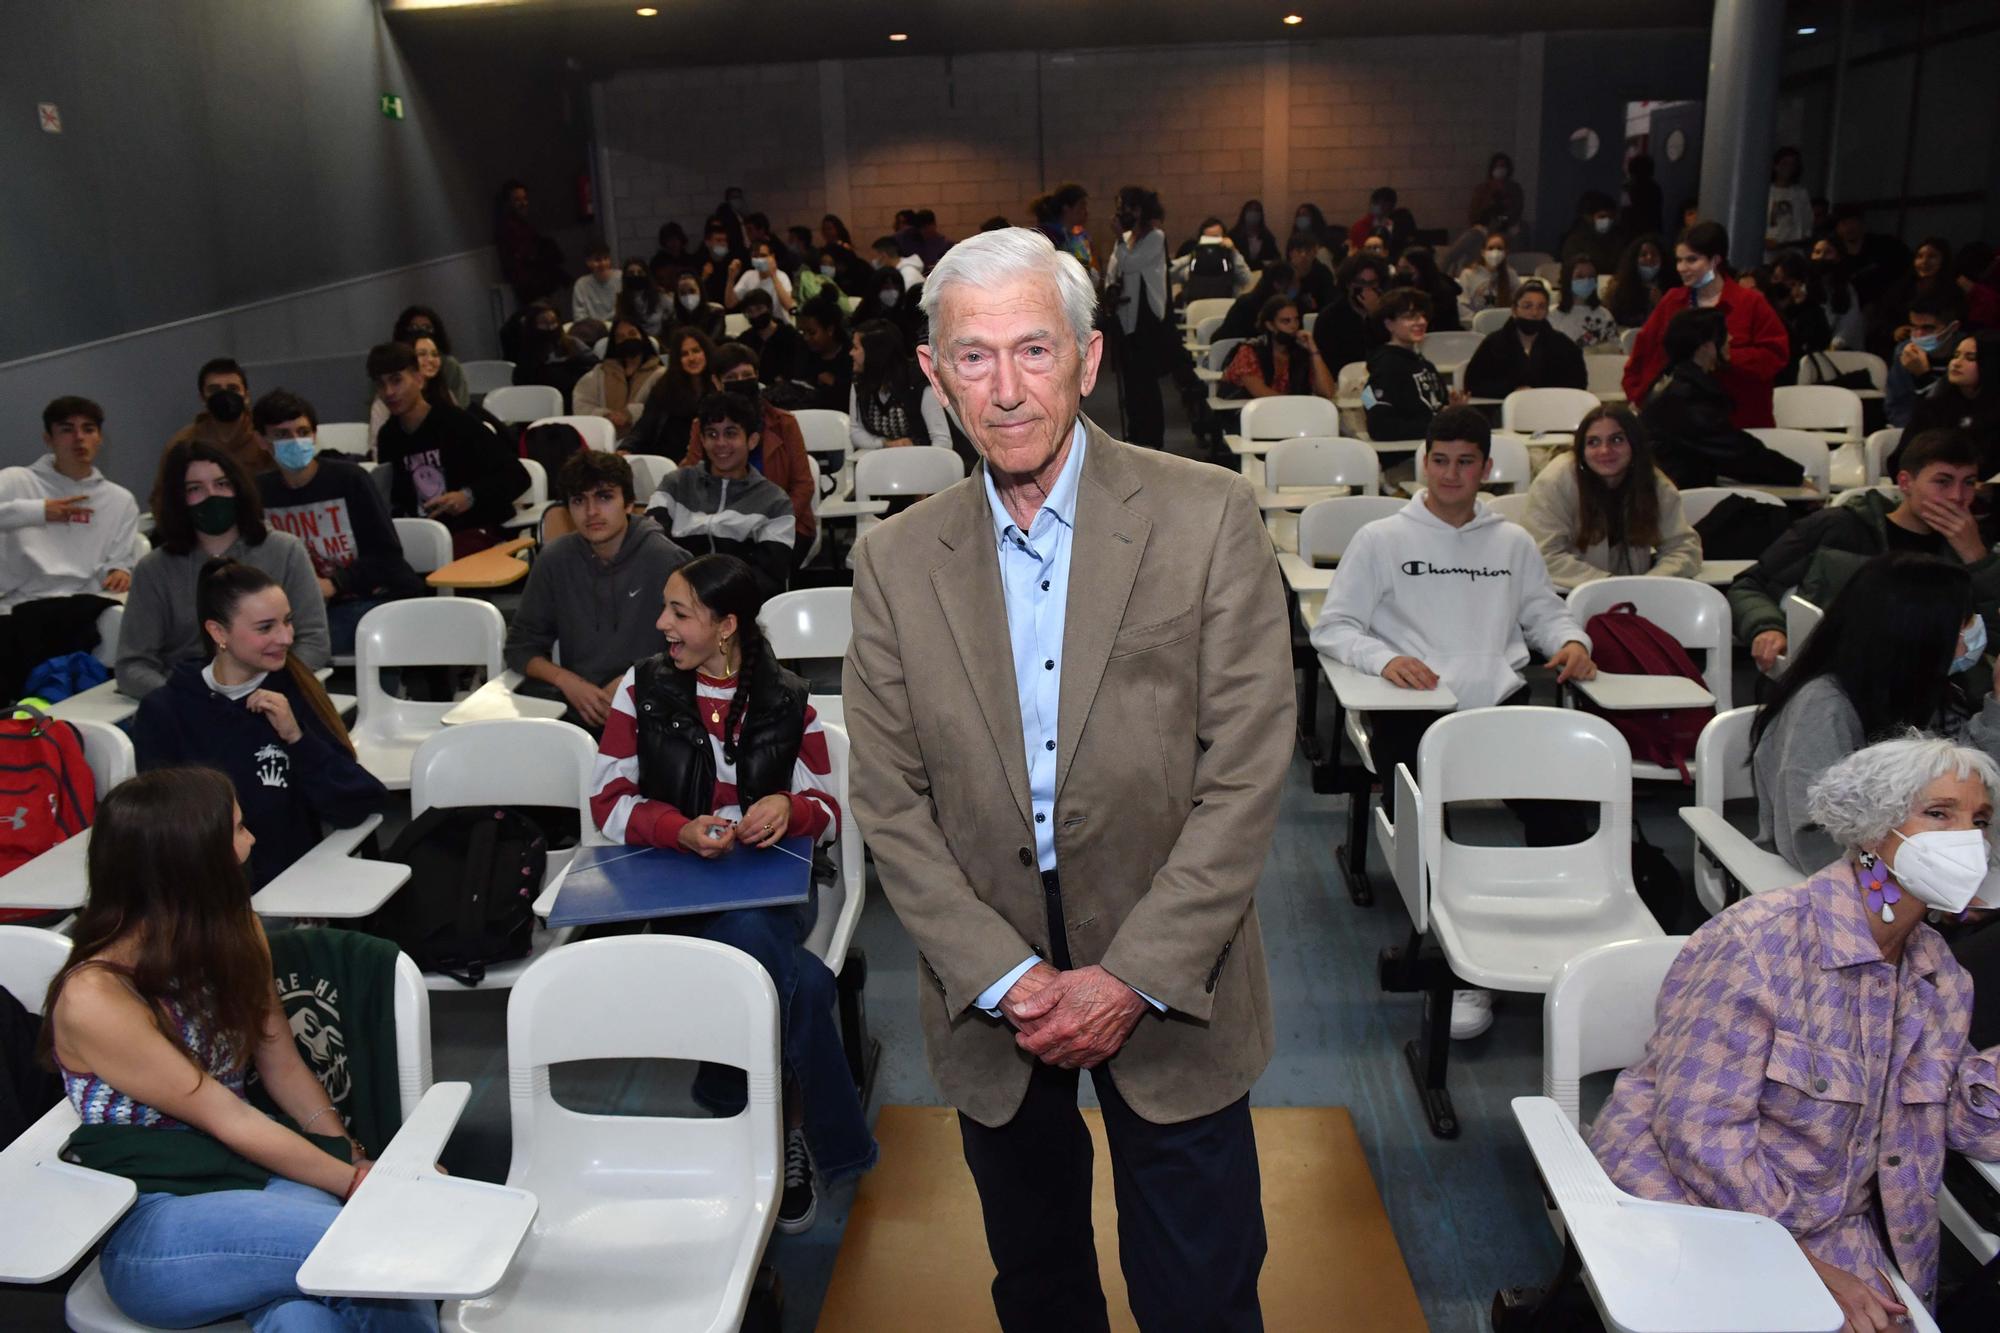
[1725,488,2000,642]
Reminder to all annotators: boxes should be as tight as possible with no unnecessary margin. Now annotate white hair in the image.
[918,227,1098,356]
[1805,732,2000,853]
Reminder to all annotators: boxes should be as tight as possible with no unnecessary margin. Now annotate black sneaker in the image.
[778,1127,816,1234]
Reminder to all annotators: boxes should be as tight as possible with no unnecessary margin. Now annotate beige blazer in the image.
[842,421,1295,1127]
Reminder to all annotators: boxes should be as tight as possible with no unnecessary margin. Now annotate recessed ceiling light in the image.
[1796,25,1817,35]
[1283,13,1303,24]
[889,32,907,41]
[636,6,657,14]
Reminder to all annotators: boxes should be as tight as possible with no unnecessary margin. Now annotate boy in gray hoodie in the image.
[0,397,140,698]
[505,450,689,729]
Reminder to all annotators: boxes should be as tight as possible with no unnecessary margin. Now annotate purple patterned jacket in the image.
[1588,861,2000,1311]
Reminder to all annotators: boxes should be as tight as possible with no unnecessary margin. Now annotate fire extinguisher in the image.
[576,170,596,223]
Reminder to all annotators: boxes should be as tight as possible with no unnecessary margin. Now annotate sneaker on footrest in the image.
[1450,989,1495,1040]
[779,1126,817,1234]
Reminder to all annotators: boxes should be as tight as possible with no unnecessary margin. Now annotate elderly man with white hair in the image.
[1589,733,2000,1330]
[843,227,1293,1330]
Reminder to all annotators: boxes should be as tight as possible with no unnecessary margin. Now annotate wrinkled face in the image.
[566,478,630,547]
[1422,438,1489,503]
[1948,338,1979,389]
[700,416,755,476]
[919,274,1102,479]
[208,584,294,674]
[1580,416,1633,486]
[412,336,442,381]
[656,570,734,670]
[45,414,102,472]
[1878,772,1992,869]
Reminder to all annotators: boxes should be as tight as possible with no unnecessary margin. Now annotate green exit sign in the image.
[380,94,405,120]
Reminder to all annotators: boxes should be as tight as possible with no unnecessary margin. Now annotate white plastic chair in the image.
[91,603,124,670]
[442,936,780,1333]
[1543,935,1688,1126]
[1484,492,1532,524]
[763,586,852,728]
[504,458,552,531]
[1501,387,1600,436]
[1584,354,1627,402]
[1678,706,1800,915]
[527,415,615,453]
[1865,427,1903,485]
[1772,384,1864,439]
[316,422,371,458]
[1423,330,1486,383]
[483,385,563,425]
[1296,495,1405,571]
[722,312,751,338]
[462,360,517,397]
[1675,485,1786,528]
[1334,360,1369,408]
[1484,433,1533,490]
[1746,428,1832,493]
[351,599,509,790]
[1780,592,1823,667]
[1471,307,1512,336]
[392,516,454,575]
[1797,350,1887,394]
[624,454,674,500]
[852,446,963,501]
[1239,395,1340,443]
[1263,436,1379,495]
[1511,251,1556,275]
[1183,297,1234,334]
[1566,577,1731,779]
[1203,337,1245,373]
[809,724,874,1089]
[1397,707,1664,1137]
[793,409,852,499]
[1618,327,1639,354]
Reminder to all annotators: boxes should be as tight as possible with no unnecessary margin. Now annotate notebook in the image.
[548,835,814,927]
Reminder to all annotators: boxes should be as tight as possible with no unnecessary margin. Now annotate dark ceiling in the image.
[385,0,1717,73]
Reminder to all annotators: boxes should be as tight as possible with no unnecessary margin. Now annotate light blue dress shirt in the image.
[970,425,1160,1017]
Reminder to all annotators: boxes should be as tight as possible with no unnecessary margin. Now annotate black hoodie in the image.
[1363,343,1449,442]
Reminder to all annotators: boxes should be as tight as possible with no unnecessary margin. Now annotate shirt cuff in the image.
[1130,986,1166,1013]
[976,955,1040,1017]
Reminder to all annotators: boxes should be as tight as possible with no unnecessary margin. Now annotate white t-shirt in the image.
[732,269,795,324]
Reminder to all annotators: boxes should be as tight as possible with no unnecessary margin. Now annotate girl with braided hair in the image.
[586,553,876,1232]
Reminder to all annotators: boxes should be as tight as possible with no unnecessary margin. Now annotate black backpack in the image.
[1180,242,1237,304]
[362,807,547,985]
[1692,492,1797,561]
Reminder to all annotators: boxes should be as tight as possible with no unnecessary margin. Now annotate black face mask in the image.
[205,389,245,423]
[530,324,560,341]
[615,338,650,360]
[723,379,761,413]
[747,310,773,329]
[406,324,435,340]
[1515,316,1546,334]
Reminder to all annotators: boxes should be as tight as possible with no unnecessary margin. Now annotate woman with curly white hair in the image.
[1589,733,2000,1331]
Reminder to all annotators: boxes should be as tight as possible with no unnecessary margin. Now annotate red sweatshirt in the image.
[1622,277,1790,428]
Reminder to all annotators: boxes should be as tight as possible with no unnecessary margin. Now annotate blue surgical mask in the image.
[1692,266,1718,289]
[1913,332,1944,352]
[1571,276,1599,299]
[1637,262,1661,282]
[1294,215,1313,232]
[819,263,837,278]
[1954,615,1988,675]
[273,435,318,471]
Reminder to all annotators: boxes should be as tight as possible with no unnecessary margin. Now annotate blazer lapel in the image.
[1057,426,1150,798]
[932,482,1033,827]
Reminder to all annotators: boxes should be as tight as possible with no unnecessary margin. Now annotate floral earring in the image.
[1859,850,1900,924]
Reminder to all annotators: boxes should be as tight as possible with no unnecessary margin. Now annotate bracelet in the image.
[302,1105,340,1133]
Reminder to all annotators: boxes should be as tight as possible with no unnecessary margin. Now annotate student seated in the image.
[1729,428,2000,672]
[39,767,435,1331]
[680,346,816,550]
[1639,307,1808,490]
[668,273,726,343]
[1274,232,1338,316]
[1456,232,1523,317]
[1220,296,1335,400]
[1886,291,1963,428]
[726,241,798,326]
[1169,216,1255,299]
[1605,234,1672,330]
[1312,406,1597,1038]
[392,307,471,408]
[1894,330,2000,476]
[1459,279,1589,399]
[735,288,803,379]
[862,265,926,350]
[626,326,717,461]
[1623,221,1790,429]
[0,396,139,700]
[1361,288,1466,442]
[365,329,457,456]
[369,342,530,559]
[649,392,796,596]
[1523,405,1701,588]
[572,317,664,444]
[617,259,667,340]
[133,560,388,889]
[868,234,926,292]
[119,442,328,700]
[1588,734,2000,1330]
[253,390,424,658]
[588,554,877,1231]
[848,318,949,449]
[504,451,689,730]
[511,302,599,412]
[160,358,267,502]
[571,243,622,324]
[1547,252,1620,350]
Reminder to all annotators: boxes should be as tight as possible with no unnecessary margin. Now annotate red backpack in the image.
[1580,602,1713,783]
[0,711,94,922]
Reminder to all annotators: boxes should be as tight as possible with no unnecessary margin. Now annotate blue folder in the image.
[548,835,814,927]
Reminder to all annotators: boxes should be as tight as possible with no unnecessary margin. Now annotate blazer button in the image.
[1812,1077,1828,1093]
[1885,1154,1902,1167]
[1018,847,1032,866]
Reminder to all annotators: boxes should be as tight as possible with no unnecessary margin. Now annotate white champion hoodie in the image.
[1310,491,1589,709]
[0,455,141,613]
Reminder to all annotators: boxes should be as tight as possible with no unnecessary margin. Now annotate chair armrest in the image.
[1275,550,1332,594]
[502,500,556,530]
[309,814,383,862]
[294,1083,538,1301]
[0,1100,137,1283]
[251,857,410,919]
[1678,808,1800,897]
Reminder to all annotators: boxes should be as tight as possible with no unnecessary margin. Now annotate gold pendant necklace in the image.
[710,706,722,724]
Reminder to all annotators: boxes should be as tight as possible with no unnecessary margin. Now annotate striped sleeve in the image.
[787,702,839,846]
[588,668,688,849]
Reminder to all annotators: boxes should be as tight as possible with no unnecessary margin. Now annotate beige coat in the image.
[842,421,1294,1127]
[1523,452,1703,589]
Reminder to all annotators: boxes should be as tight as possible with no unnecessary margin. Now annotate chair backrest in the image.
[67,719,134,795]
[317,422,372,458]
[854,446,964,500]
[806,722,866,965]
[1771,384,1864,438]
[355,598,506,720]
[1501,387,1600,435]
[1336,361,1369,400]
[1484,491,1532,524]
[1566,576,1733,711]
[723,312,751,338]
[621,454,672,501]
[505,934,780,1175]
[515,457,548,510]
[1262,436,1379,495]
[1471,307,1512,335]
[1421,331,1486,375]
[483,384,564,425]
[1533,261,1563,285]
[1864,427,1903,486]
[91,603,123,669]
[1798,350,1888,393]
[1511,250,1556,274]
[1386,763,1428,935]
[390,517,453,575]
[1542,936,1688,1125]
[461,360,517,396]
[528,415,615,453]
[763,587,854,661]
[1584,354,1627,399]
[1485,434,1533,488]
[1189,314,1226,347]
[0,925,71,1016]
[1301,312,1318,333]
[1204,337,1244,372]
[408,716,600,831]
[1185,297,1234,331]
[1239,395,1339,443]
[1746,428,1832,492]
[1297,495,1406,565]
[1782,593,1823,659]
[1676,485,1786,527]
[1693,704,1760,813]
[791,409,851,459]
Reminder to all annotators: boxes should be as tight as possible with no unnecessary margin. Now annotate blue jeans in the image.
[99,1176,437,1332]
[672,886,878,1183]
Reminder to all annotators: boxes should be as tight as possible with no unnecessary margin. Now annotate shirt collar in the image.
[1807,858,1947,978]
[983,420,1087,543]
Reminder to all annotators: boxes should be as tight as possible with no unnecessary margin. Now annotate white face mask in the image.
[1889,827,1991,914]
[678,292,701,310]
[1593,216,1613,235]
[1483,249,1506,268]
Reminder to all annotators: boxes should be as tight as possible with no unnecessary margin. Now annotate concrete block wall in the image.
[597,36,1527,263]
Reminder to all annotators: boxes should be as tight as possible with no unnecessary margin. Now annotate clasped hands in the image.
[999,961,1148,1070]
